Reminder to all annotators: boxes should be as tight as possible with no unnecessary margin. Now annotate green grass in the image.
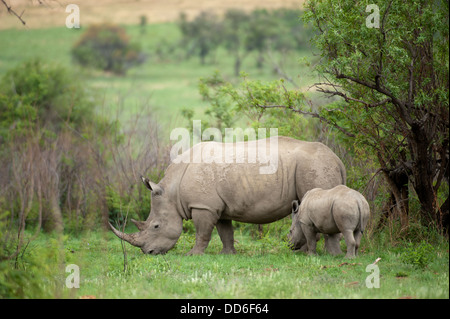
[9,225,448,299]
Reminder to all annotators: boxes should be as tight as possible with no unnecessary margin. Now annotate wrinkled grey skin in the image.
[288,185,370,258]
[109,136,346,255]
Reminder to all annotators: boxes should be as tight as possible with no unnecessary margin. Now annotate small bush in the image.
[0,59,115,233]
[401,241,435,269]
[72,24,146,75]
[0,59,96,139]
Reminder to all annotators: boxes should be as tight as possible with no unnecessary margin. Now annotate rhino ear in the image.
[141,176,163,195]
[292,200,300,214]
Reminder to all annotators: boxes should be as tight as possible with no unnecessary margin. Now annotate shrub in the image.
[0,59,115,234]
[401,241,435,269]
[72,24,145,75]
[0,59,96,139]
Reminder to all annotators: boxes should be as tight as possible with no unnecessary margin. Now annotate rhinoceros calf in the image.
[109,136,346,255]
[288,185,370,258]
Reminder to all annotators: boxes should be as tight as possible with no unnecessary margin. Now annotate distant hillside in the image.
[0,0,305,30]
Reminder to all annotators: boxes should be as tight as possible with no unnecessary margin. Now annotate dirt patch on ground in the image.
[0,0,305,30]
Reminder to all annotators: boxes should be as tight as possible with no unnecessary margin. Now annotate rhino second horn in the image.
[131,218,147,231]
[108,222,143,247]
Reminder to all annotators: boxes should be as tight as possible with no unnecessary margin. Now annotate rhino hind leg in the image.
[187,209,219,255]
[216,219,237,254]
[324,233,343,255]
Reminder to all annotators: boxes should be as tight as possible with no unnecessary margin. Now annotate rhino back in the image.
[168,137,345,224]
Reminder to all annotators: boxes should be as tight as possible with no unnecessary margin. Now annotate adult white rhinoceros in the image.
[109,136,346,255]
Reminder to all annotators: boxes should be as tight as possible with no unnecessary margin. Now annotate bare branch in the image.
[334,72,412,127]
[314,83,392,108]
[1,0,26,25]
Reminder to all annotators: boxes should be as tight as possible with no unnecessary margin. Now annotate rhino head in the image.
[287,200,307,251]
[108,176,183,255]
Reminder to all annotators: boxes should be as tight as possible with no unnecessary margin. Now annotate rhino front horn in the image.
[108,222,143,247]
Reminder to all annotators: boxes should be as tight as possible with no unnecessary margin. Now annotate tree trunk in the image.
[46,192,64,233]
[256,51,264,69]
[234,56,241,77]
[438,195,449,234]
[409,122,439,225]
[378,168,409,230]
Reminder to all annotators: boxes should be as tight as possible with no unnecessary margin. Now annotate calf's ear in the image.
[292,200,300,214]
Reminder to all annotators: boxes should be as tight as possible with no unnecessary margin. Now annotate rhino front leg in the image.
[187,209,219,255]
[216,219,237,254]
[301,224,318,255]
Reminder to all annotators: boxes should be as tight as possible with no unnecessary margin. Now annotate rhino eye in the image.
[154,224,160,229]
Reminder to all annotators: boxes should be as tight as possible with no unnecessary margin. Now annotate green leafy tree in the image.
[72,23,145,75]
[271,9,315,51]
[245,9,278,69]
[0,59,96,139]
[302,0,449,229]
[222,9,250,76]
[198,71,235,131]
[178,12,223,65]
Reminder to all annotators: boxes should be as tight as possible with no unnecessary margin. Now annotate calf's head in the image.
[287,200,307,250]
[109,176,183,255]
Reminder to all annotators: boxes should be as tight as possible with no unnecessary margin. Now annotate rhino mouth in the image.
[144,248,167,255]
[287,238,305,251]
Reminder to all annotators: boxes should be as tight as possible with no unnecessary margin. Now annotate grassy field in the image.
[15,226,449,299]
[0,23,315,137]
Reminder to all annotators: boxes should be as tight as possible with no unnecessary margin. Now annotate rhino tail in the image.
[356,196,370,234]
[358,199,364,234]
[340,162,347,186]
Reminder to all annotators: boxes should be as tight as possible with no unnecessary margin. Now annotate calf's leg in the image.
[341,229,357,258]
[301,224,318,255]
